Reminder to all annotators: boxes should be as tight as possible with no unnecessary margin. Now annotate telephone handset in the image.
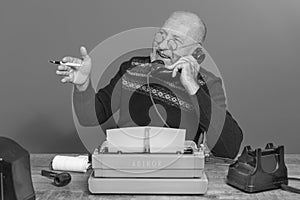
[151,47,206,81]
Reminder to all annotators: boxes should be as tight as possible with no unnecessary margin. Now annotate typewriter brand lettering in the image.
[132,160,162,168]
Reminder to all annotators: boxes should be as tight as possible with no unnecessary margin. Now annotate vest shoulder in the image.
[119,56,150,72]
[129,56,151,66]
[199,67,222,83]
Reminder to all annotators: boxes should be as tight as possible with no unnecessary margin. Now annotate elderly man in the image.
[55,11,243,159]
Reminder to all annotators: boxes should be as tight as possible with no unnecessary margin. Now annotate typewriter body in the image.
[88,137,208,194]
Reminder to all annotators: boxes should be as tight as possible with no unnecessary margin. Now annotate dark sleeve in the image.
[191,75,243,159]
[72,60,130,126]
[73,78,98,126]
[95,61,131,124]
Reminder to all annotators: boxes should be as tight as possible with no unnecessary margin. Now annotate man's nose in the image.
[158,38,169,50]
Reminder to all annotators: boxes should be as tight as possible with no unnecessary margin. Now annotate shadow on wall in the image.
[11,113,119,153]
[13,114,87,153]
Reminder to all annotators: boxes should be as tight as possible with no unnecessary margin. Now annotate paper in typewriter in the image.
[106,127,186,153]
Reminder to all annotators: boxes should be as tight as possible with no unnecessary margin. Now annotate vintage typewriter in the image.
[88,127,208,194]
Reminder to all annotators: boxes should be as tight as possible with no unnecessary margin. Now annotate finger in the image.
[80,46,89,59]
[62,56,75,62]
[57,65,71,71]
[56,70,70,76]
[164,64,175,70]
[62,56,78,63]
[61,76,72,83]
[166,59,186,70]
[181,56,195,66]
[172,67,178,78]
[172,64,184,78]
[181,56,200,73]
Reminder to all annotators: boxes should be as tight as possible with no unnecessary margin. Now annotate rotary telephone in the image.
[226,143,300,194]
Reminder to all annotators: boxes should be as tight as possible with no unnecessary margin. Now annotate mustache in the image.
[156,49,172,59]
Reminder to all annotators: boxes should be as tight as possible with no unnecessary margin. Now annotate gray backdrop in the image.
[1,0,300,153]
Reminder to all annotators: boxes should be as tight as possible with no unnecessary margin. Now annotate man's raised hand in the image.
[56,46,92,91]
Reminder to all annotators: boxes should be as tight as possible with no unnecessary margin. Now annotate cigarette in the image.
[49,60,82,68]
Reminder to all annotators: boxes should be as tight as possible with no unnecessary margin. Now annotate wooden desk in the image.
[31,154,300,200]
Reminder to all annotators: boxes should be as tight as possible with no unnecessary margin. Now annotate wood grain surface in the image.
[30,154,300,200]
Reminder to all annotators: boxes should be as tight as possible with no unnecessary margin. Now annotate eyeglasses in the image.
[154,30,201,51]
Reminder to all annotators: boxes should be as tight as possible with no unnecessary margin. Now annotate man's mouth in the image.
[156,50,171,60]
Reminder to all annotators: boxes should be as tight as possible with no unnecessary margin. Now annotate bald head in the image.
[163,11,206,44]
[151,11,207,65]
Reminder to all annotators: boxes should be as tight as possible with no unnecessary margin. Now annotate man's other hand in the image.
[168,55,200,95]
[56,46,92,91]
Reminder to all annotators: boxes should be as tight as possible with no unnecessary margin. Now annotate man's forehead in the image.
[161,26,190,38]
[161,21,197,41]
